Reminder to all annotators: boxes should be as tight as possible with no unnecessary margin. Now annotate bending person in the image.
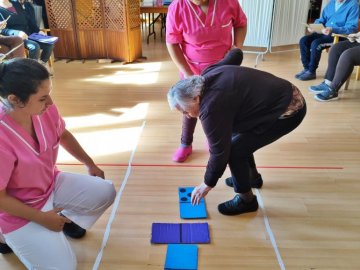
[309,32,360,101]
[167,48,306,216]
[0,58,116,269]
[166,0,247,162]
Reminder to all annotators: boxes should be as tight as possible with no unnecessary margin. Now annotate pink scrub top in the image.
[0,104,65,234]
[166,0,247,74]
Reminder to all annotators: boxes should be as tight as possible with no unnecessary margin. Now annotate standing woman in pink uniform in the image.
[166,0,247,162]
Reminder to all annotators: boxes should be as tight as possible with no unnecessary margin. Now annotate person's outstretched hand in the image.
[191,182,212,205]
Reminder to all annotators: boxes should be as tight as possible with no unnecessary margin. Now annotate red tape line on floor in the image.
[56,163,344,170]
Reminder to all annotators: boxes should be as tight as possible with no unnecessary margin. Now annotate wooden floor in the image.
[1,33,360,270]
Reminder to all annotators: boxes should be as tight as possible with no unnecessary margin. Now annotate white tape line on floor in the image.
[92,121,146,270]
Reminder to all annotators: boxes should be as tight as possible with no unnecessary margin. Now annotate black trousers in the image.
[229,105,307,194]
[325,40,360,92]
[181,115,197,146]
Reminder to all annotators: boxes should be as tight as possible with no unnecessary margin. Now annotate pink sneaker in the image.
[172,146,192,162]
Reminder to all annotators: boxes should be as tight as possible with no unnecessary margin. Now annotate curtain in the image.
[271,0,310,47]
[239,0,274,47]
[239,0,310,48]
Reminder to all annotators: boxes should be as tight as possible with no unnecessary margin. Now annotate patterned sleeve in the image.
[166,0,184,44]
[231,0,247,28]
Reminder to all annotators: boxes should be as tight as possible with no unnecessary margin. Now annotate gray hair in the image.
[167,75,205,110]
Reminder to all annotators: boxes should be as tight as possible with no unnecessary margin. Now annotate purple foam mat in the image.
[151,223,210,244]
[151,223,180,243]
[181,223,210,243]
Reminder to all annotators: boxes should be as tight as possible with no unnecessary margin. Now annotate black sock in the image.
[239,193,254,203]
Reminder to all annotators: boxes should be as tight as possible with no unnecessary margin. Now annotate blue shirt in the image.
[316,0,359,34]
[335,0,346,12]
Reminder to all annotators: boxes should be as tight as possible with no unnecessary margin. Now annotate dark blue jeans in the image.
[229,105,306,194]
[299,33,333,73]
[24,39,54,63]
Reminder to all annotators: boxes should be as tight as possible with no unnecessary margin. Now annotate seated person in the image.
[296,0,358,81]
[0,0,54,64]
[0,58,116,268]
[309,32,360,101]
[0,18,25,60]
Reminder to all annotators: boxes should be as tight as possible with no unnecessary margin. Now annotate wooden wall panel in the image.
[45,0,80,59]
[52,29,79,59]
[104,30,128,61]
[77,30,106,59]
[127,28,142,62]
[44,0,142,61]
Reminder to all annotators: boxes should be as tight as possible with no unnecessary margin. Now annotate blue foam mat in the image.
[164,244,198,270]
[178,187,207,219]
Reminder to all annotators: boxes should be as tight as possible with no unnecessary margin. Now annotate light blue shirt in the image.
[335,0,347,12]
[315,0,358,34]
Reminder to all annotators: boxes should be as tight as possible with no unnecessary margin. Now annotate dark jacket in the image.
[0,1,39,36]
[200,48,293,187]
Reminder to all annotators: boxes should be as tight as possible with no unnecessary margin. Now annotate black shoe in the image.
[225,174,263,189]
[0,243,13,254]
[63,221,87,239]
[218,195,258,216]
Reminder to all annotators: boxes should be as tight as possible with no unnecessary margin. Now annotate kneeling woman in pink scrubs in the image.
[0,59,116,269]
[166,0,247,162]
